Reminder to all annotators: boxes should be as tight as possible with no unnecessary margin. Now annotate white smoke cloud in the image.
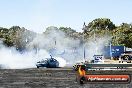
[27,27,84,66]
[84,36,111,60]
[27,27,111,66]
[0,26,111,69]
[0,40,66,69]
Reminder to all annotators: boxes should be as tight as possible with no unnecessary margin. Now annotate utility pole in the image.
[82,22,87,61]
[94,28,96,41]
[105,26,113,60]
[110,42,112,60]
[55,38,56,46]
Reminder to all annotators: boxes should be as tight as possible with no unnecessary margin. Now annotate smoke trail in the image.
[27,27,111,65]
[0,26,111,69]
[0,44,66,69]
[84,36,111,60]
[27,27,84,66]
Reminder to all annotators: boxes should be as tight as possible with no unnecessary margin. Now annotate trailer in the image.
[103,46,125,59]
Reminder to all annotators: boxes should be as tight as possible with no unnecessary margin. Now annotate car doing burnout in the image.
[36,55,59,68]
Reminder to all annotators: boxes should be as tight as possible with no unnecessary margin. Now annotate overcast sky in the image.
[0,0,132,33]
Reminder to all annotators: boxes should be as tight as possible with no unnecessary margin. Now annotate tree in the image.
[112,23,132,48]
[87,18,116,31]
[59,27,78,38]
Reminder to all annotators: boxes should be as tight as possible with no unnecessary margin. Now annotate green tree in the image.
[112,23,132,48]
[87,18,116,31]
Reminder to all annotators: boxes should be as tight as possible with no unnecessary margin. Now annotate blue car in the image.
[36,55,59,68]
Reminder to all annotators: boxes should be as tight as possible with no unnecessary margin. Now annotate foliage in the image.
[0,26,36,50]
[0,18,131,50]
[87,18,116,30]
[82,18,131,48]
[112,23,132,47]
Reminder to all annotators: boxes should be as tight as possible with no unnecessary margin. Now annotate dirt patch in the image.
[0,68,132,88]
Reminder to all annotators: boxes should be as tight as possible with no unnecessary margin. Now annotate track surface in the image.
[0,68,132,88]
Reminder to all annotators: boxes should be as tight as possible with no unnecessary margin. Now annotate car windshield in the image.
[38,59,47,63]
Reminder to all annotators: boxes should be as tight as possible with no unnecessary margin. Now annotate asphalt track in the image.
[0,68,132,88]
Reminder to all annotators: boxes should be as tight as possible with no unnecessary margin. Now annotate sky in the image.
[0,0,132,33]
